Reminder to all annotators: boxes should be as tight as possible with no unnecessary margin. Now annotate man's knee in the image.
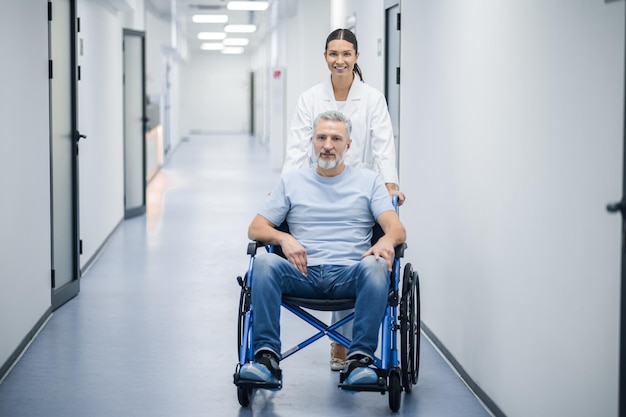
[359,256,390,289]
[252,253,283,285]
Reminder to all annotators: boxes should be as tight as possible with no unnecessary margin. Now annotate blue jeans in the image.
[251,252,390,360]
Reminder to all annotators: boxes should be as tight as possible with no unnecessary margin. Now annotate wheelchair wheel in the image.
[400,263,420,392]
[388,368,402,412]
[237,273,251,352]
[237,385,252,407]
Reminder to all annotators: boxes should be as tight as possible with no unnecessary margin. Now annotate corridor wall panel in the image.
[399,1,624,416]
[0,0,52,374]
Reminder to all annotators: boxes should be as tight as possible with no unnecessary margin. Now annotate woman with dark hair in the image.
[281,28,405,372]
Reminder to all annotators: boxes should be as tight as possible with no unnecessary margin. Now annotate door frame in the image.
[50,0,80,310]
[123,28,147,218]
[384,0,401,175]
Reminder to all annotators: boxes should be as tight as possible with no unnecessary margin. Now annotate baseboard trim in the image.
[421,322,506,417]
[0,307,52,383]
[80,218,124,276]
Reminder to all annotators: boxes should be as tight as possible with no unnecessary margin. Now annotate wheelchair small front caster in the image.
[237,385,252,407]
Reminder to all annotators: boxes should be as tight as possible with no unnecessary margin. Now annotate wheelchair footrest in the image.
[338,381,387,393]
[338,368,387,393]
[233,372,283,391]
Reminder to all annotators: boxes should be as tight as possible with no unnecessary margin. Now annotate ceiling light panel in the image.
[224,24,256,33]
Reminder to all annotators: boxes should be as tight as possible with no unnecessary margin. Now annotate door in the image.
[123,30,146,218]
[607,5,626,415]
[385,1,401,172]
[49,0,80,309]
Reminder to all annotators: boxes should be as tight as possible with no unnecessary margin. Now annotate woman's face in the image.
[324,39,359,78]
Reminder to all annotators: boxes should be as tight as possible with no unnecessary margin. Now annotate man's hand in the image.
[279,234,308,276]
[248,214,309,276]
[366,210,406,271]
[362,236,396,272]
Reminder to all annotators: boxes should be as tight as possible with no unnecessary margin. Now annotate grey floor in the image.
[0,135,491,417]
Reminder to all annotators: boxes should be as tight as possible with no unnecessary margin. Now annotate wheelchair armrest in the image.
[395,243,407,259]
[247,241,266,255]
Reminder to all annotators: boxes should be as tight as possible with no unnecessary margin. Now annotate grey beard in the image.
[316,153,343,170]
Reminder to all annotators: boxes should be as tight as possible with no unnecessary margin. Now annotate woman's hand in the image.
[386,183,406,206]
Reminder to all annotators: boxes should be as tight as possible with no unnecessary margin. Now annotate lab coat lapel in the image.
[342,79,364,118]
[321,77,335,106]
[321,76,363,117]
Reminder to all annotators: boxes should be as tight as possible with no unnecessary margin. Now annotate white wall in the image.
[145,9,170,105]
[77,0,126,268]
[0,0,52,374]
[179,52,251,135]
[400,1,623,416]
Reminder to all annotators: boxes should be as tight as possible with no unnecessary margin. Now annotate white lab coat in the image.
[282,76,399,186]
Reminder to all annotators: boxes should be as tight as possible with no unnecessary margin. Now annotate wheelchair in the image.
[233,201,421,412]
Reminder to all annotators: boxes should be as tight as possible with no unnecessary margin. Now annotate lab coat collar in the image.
[321,76,364,118]
[321,75,366,102]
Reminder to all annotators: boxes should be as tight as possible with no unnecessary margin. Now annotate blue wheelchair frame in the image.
[234,197,419,411]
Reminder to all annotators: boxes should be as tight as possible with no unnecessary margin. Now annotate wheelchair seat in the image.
[281,296,355,312]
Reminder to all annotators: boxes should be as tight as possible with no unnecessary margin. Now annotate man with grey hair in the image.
[239,110,406,387]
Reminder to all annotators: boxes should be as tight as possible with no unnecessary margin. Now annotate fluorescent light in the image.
[224,24,256,33]
[197,32,227,40]
[192,14,228,23]
[223,38,249,46]
[222,46,245,54]
[200,43,224,51]
[227,1,269,11]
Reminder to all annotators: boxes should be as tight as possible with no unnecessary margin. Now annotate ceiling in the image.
[145,0,271,54]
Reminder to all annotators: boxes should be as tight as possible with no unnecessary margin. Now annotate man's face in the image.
[312,119,351,170]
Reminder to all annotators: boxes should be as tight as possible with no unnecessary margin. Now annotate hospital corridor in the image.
[1,1,624,416]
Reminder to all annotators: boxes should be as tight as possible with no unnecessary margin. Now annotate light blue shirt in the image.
[259,166,394,266]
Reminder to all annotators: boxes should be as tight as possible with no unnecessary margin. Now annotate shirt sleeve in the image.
[370,174,396,219]
[258,178,291,227]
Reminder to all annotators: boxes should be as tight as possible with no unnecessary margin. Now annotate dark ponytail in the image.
[325,28,364,82]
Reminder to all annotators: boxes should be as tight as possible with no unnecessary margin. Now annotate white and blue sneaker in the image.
[342,354,378,385]
[239,351,282,384]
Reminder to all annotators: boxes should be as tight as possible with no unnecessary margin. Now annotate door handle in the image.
[75,131,87,142]
[607,199,624,215]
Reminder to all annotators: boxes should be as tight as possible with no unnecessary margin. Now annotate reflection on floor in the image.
[0,135,492,417]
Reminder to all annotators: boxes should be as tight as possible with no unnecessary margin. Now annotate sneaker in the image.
[330,342,348,371]
[239,351,282,384]
[342,354,378,385]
